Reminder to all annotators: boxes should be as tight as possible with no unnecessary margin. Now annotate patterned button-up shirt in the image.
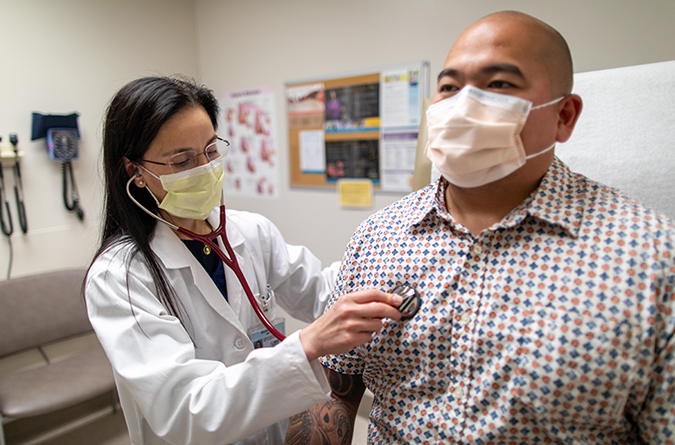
[321,158,675,444]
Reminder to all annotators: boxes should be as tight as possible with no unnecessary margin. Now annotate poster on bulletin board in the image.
[220,86,279,198]
[286,61,429,192]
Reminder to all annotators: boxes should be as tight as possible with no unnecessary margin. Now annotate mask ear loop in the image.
[525,142,556,161]
[133,165,163,207]
[125,176,176,229]
[531,95,565,110]
[137,164,161,181]
[525,95,566,160]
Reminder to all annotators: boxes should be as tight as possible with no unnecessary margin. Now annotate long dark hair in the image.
[88,76,219,333]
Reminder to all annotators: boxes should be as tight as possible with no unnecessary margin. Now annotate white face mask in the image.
[425,86,563,188]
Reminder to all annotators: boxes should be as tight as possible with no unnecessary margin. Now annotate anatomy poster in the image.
[220,86,279,198]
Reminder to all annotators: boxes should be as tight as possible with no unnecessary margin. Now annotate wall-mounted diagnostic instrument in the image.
[47,128,79,161]
[0,136,13,237]
[9,134,27,233]
[31,112,84,221]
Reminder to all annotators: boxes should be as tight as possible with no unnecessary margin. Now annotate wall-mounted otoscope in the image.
[9,134,27,233]
[0,136,13,236]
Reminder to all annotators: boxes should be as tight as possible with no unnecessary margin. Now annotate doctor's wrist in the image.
[298,328,320,362]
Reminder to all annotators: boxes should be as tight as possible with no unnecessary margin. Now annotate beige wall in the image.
[195,0,675,265]
[1,0,674,281]
[0,0,198,278]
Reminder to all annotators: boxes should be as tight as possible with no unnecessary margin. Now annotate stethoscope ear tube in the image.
[177,208,286,342]
[125,178,285,341]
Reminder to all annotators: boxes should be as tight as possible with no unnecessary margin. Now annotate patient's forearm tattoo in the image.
[285,370,366,445]
[284,399,353,445]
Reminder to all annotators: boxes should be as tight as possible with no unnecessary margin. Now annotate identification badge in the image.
[248,318,285,349]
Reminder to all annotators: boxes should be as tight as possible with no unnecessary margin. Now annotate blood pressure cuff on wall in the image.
[31,112,80,140]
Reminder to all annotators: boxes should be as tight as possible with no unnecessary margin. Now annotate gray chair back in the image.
[0,269,90,358]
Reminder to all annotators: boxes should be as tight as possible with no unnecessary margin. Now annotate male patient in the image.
[285,10,675,445]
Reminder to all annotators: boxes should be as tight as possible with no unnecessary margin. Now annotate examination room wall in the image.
[2,1,675,295]
[0,0,199,279]
[194,0,675,269]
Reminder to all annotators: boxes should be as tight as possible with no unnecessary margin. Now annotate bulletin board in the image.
[286,62,429,191]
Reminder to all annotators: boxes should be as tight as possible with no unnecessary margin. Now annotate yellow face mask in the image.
[142,159,224,220]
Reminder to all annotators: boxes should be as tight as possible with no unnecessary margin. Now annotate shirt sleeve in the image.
[319,222,373,374]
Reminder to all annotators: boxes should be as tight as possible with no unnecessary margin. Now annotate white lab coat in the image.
[85,208,337,444]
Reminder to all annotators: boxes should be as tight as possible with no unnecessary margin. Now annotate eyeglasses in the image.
[141,137,230,173]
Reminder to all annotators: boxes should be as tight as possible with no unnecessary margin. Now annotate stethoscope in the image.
[126,177,286,341]
[391,283,421,321]
[125,176,424,342]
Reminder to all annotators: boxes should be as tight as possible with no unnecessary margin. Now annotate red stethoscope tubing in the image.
[176,205,286,341]
[125,176,285,342]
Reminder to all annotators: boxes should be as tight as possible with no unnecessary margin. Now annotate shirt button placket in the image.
[472,243,483,256]
[449,310,471,404]
[449,239,487,434]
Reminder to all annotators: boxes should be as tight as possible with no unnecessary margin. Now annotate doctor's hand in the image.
[299,289,402,361]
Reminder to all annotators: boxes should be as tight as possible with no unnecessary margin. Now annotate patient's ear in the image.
[556,94,583,143]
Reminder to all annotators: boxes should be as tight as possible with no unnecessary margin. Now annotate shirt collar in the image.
[404,180,445,229]
[407,157,583,238]
[503,157,583,238]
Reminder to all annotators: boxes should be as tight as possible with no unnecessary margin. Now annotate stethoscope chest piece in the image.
[391,283,421,321]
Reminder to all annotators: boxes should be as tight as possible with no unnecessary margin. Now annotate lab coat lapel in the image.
[150,217,248,334]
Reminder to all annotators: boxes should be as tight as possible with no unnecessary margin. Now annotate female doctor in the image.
[85,76,402,445]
